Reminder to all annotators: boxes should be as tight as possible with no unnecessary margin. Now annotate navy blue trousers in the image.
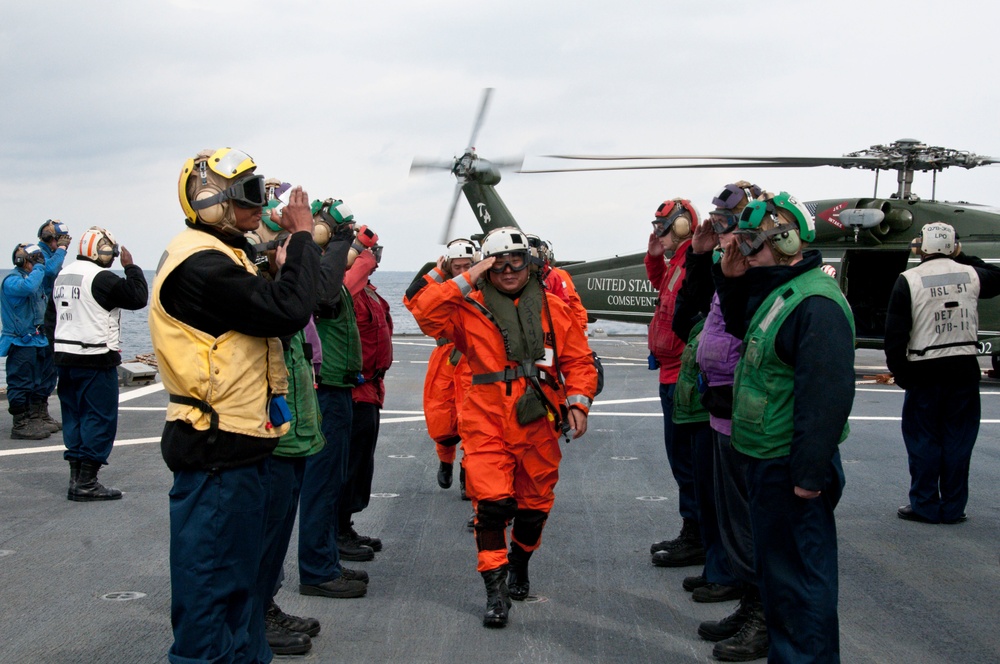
[58,366,118,464]
[714,430,756,586]
[5,345,46,411]
[39,342,56,397]
[168,462,271,664]
[684,421,736,586]
[298,386,352,585]
[901,382,980,523]
[659,382,697,520]
[339,401,380,530]
[746,452,844,664]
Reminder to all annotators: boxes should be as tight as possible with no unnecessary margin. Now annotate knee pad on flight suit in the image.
[475,497,518,551]
[511,509,549,550]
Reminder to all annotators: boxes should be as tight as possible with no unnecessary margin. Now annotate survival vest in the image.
[315,286,363,388]
[149,228,289,439]
[731,268,854,459]
[673,319,709,424]
[53,260,121,355]
[902,258,980,361]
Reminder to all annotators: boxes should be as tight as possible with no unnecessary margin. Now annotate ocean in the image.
[1,269,645,386]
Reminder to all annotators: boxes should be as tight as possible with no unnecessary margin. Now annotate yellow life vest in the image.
[149,228,289,438]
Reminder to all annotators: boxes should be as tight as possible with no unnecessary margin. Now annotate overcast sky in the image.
[3,1,998,272]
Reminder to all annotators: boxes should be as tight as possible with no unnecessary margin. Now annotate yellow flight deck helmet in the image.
[178,148,265,234]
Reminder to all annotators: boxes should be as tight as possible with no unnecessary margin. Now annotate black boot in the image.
[712,595,768,662]
[698,591,753,642]
[337,532,375,561]
[31,399,61,433]
[437,461,454,488]
[264,618,312,656]
[507,543,533,601]
[68,460,82,495]
[650,516,699,554]
[460,466,470,501]
[346,523,382,552]
[267,601,320,637]
[10,409,50,440]
[481,565,511,628]
[651,519,705,567]
[68,461,122,502]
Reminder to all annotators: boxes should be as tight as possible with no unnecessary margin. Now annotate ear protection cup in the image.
[770,226,801,256]
[13,246,25,267]
[194,186,225,224]
[313,220,332,248]
[671,216,692,239]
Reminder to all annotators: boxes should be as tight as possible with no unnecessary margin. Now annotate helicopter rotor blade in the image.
[542,154,882,168]
[466,88,494,151]
[488,155,524,171]
[441,181,465,244]
[410,157,456,175]
[518,161,833,174]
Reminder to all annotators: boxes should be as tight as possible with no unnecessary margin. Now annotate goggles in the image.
[487,251,529,273]
[709,210,740,235]
[733,225,793,257]
[21,244,45,264]
[191,174,267,212]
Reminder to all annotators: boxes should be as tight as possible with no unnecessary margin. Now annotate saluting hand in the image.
[119,246,133,267]
[691,218,718,254]
[464,256,496,285]
[719,235,748,278]
[647,233,664,258]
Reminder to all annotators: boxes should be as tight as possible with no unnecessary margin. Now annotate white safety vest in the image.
[902,258,980,361]
[53,260,121,355]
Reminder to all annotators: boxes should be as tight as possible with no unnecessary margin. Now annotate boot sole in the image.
[338,550,375,561]
[651,555,706,568]
[67,493,123,502]
[482,617,508,628]
[299,584,367,599]
[712,645,769,662]
[269,643,312,656]
[697,625,741,642]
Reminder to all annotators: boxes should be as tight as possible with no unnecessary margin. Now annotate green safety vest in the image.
[731,269,854,459]
[273,330,326,458]
[673,319,709,425]
[315,287,363,388]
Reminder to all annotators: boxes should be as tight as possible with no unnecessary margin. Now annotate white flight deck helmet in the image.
[480,227,530,258]
[445,238,478,262]
[77,226,120,267]
[918,222,958,257]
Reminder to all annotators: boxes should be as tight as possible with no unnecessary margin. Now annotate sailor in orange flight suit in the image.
[408,227,597,629]
[408,240,478,491]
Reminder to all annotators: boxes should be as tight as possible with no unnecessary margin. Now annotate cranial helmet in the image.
[261,179,292,233]
[918,222,957,256]
[38,219,70,242]
[445,238,477,262]
[178,148,266,234]
[311,199,354,249]
[652,198,699,239]
[78,226,120,267]
[712,181,763,213]
[480,227,530,258]
[12,243,44,268]
[737,191,815,257]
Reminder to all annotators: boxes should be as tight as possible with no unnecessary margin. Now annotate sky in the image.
[2,1,999,272]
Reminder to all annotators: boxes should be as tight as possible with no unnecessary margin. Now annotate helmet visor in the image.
[208,149,257,178]
[488,252,529,273]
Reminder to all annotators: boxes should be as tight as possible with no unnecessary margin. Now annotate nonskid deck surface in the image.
[1,338,998,663]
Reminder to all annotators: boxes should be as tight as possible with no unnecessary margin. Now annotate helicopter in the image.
[411,93,1000,368]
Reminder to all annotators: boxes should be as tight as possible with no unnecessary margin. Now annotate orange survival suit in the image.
[408,270,597,572]
[542,264,589,333]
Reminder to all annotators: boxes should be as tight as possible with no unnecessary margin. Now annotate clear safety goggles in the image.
[709,210,740,235]
[488,252,529,273]
[733,225,793,257]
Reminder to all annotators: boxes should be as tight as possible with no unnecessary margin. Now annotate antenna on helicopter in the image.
[410,88,523,243]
